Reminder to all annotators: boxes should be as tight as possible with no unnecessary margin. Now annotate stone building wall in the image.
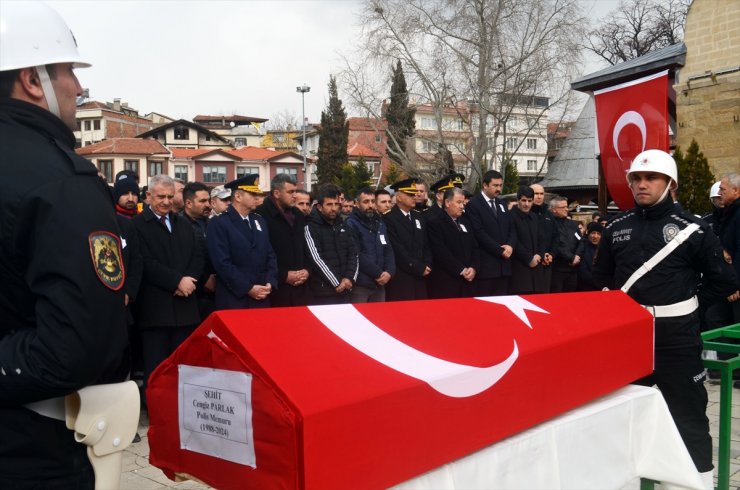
[675,0,740,178]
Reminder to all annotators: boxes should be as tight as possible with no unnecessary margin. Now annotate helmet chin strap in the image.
[651,179,675,207]
[36,65,60,119]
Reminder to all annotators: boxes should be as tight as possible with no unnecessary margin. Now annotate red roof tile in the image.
[347,142,381,158]
[348,117,386,131]
[228,146,285,160]
[76,138,169,156]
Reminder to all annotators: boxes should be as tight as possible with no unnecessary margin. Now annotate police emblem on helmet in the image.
[88,231,125,290]
[662,223,680,244]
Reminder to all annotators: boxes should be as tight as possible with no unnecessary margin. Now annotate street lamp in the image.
[296,84,310,190]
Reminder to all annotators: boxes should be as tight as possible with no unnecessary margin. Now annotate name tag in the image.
[255,220,262,232]
[415,219,422,230]
[498,204,505,213]
[121,237,128,249]
[460,224,468,233]
[379,234,387,245]
[574,231,580,240]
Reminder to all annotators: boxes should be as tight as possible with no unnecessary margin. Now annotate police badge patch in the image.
[88,231,125,290]
[662,223,681,243]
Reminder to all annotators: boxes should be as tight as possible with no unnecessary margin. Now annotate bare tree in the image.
[265,109,298,131]
[586,0,689,65]
[340,0,587,188]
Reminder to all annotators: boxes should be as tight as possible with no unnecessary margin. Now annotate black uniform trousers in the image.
[633,313,712,473]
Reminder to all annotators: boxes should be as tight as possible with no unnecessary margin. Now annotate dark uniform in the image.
[207,206,278,309]
[593,196,737,472]
[426,212,480,298]
[384,206,433,301]
[551,214,582,293]
[0,98,128,487]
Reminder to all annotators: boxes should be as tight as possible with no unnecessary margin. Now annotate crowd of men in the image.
[4,3,738,489]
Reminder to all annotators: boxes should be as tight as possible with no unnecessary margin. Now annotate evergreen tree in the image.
[674,139,715,215]
[337,158,375,198]
[385,60,415,165]
[502,158,520,195]
[384,163,402,187]
[316,76,349,186]
[353,156,374,190]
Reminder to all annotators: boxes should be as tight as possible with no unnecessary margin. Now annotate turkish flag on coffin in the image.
[147,291,653,490]
[594,70,670,211]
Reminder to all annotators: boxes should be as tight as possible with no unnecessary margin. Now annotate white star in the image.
[474,295,549,329]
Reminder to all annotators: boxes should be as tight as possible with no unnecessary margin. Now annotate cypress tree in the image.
[316,76,349,186]
[385,60,415,165]
[503,158,520,195]
[674,139,715,215]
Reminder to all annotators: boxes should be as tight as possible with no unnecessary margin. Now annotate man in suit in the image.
[426,173,465,223]
[132,174,204,397]
[466,170,516,296]
[255,173,311,307]
[207,174,278,310]
[426,187,479,298]
[550,196,581,293]
[384,178,433,301]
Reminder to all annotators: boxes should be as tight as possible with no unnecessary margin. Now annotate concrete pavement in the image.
[120,381,740,489]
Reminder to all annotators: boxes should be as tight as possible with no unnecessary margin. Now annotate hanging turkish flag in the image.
[594,70,669,210]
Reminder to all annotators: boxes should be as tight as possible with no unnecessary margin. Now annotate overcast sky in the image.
[46,0,620,124]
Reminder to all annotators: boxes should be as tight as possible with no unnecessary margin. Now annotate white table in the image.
[394,385,704,489]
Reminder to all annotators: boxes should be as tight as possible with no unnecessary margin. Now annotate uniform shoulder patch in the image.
[88,231,125,291]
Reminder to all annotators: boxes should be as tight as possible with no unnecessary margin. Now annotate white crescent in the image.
[308,304,520,398]
[612,111,646,161]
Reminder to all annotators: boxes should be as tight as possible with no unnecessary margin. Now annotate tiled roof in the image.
[170,148,214,159]
[194,114,268,123]
[76,138,169,156]
[228,146,285,161]
[348,142,381,158]
[348,117,386,131]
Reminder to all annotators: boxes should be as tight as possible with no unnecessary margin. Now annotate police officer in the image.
[593,150,737,487]
[207,174,278,309]
[0,3,128,488]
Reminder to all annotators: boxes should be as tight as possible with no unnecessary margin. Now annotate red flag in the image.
[594,70,669,210]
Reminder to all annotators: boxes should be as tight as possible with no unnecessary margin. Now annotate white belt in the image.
[641,296,698,318]
[24,396,66,421]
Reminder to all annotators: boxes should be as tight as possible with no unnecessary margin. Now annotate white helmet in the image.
[709,181,721,198]
[0,2,91,72]
[626,149,678,185]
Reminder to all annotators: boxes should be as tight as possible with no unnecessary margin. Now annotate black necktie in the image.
[159,214,170,232]
[490,199,498,216]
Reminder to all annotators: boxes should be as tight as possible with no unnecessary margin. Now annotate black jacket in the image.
[552,215,582,272]
[304,207,358,297]
[132,206,204,327]
[383,206,432,301]
[718,199,740,288]
[509,207,548,294]
[426,212,480,298]
[465,193,516,278]
[593,197,737,349]
[345,208,396,289]
[0,98,128,480]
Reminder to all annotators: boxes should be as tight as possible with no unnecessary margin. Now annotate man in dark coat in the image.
[345,187,396,303]
[718,174,740,322]
[530,183,556,291]
[207,174,278,310]
[0,5,128,485]
[255,174,312,307]
[509,187,547,294]
[132,174,204,395]
[426,173,465,223]
[465,170,516,296]
[181,181,216,318]
[383,178,433,301]
[304,184,359,305]
[426,188,479,298]
[550,196,581,293]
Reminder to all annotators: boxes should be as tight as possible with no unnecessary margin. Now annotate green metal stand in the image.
[702,322,740,490]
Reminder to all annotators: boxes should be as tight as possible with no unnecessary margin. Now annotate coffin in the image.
[147,291,653,489]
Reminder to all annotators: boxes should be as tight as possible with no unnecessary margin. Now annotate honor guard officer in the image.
[384,178,433,301]
[0,3,129,488]
[427,173,465,222]
[593,150,737,487]
[207,174,278,309]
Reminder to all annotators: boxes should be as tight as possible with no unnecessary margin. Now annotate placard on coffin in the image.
[147,291,653,489]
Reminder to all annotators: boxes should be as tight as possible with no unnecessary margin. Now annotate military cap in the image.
[390,178,419,195]
[430,173,465,193]
[225,174,264,195]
